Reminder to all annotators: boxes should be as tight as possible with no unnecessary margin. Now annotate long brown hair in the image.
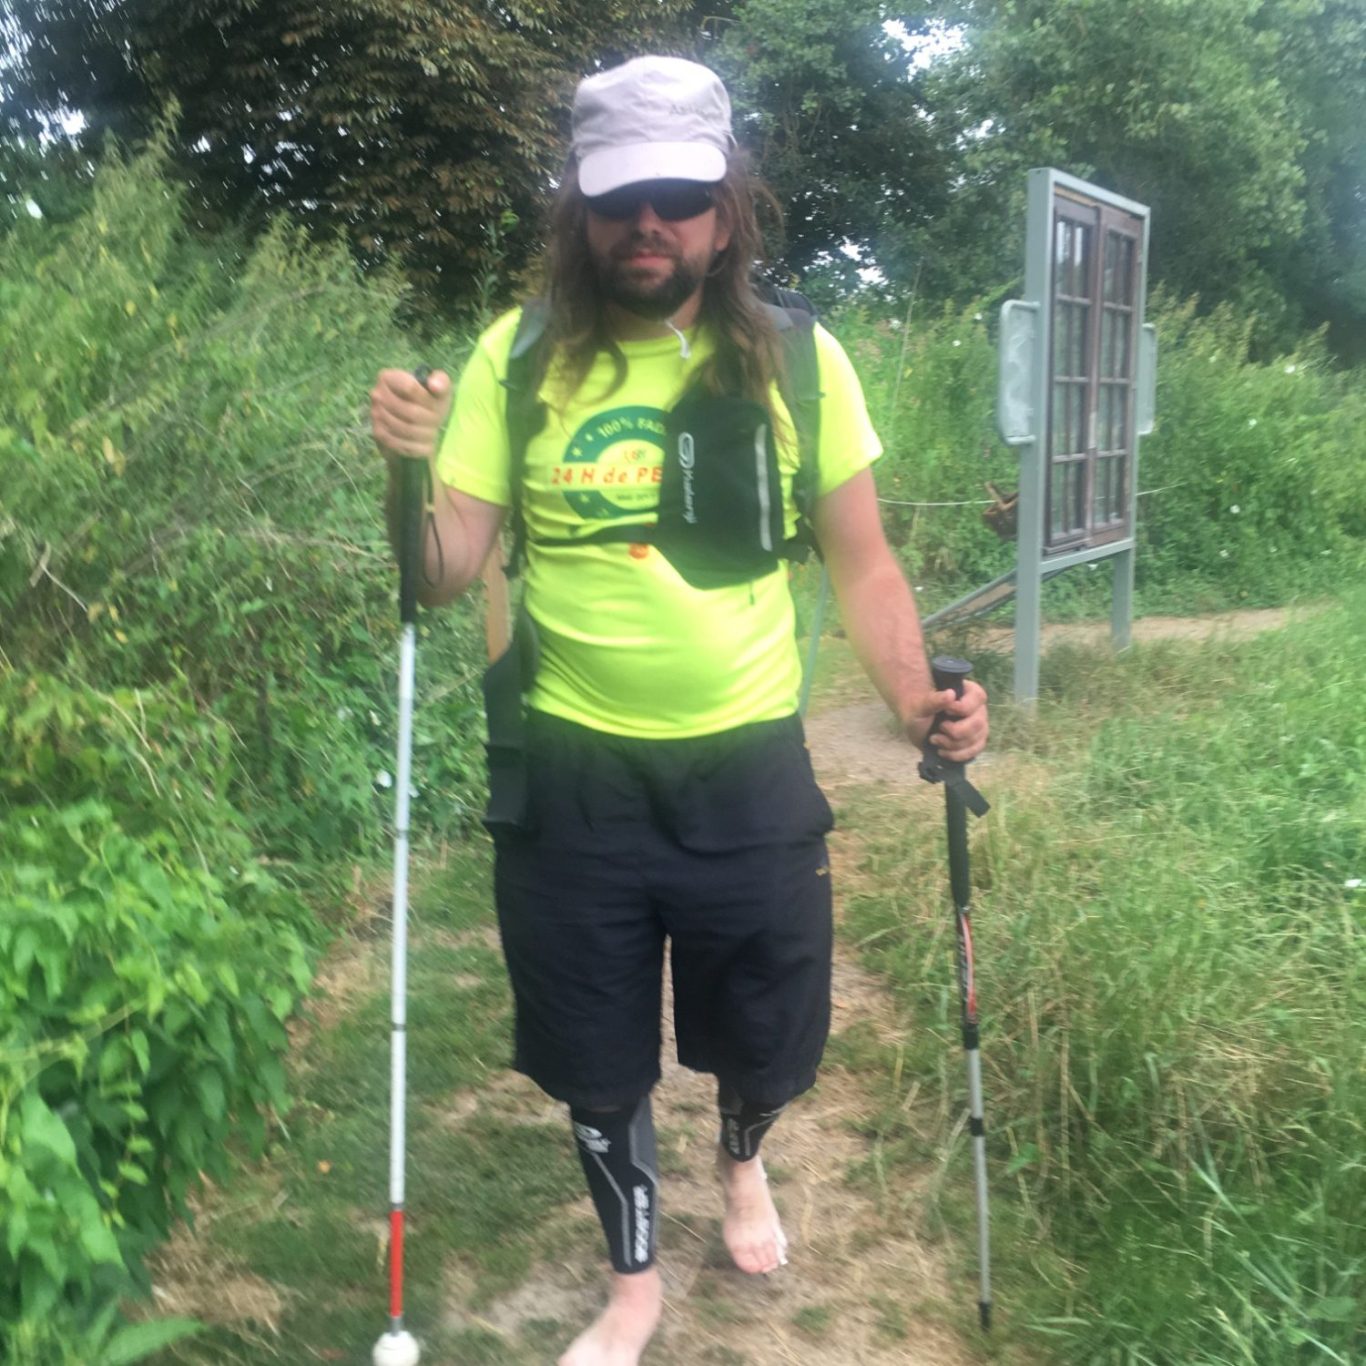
[534,151,787,415]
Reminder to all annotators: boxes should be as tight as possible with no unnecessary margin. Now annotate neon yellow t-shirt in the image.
[436,308,882,738]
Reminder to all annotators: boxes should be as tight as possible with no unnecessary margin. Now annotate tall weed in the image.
[844,600,1364,1360]
[0,126,488,869]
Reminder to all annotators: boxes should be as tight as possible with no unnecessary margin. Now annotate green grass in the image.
[840,593,1365,1363]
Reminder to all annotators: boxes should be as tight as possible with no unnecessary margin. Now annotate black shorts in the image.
[491,710,835,1110]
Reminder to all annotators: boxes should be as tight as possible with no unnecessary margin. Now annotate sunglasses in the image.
[585,180,717,223]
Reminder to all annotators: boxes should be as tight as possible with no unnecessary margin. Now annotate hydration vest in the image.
[499,291,823,589]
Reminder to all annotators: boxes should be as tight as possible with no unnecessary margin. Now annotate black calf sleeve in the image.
[717,1083,787,1162]
[570,1094,659,1274]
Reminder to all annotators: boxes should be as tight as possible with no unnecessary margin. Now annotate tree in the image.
[0,0,707,324]
[1262,0,1366,358]
[923,0,1365,351]
[711,0,955,301]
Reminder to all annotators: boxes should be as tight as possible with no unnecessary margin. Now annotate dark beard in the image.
[596,239,703,321]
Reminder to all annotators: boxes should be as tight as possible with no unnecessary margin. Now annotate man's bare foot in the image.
[717,1149,788,1274]
[558,1267,663,1366]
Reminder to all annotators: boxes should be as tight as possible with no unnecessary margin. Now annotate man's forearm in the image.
[829,555,937,741]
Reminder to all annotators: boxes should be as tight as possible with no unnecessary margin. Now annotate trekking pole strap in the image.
[398,366,436,626]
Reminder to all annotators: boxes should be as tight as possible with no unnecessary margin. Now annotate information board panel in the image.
[995,169,1157,702]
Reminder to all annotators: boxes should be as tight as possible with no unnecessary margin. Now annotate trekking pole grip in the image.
[923,654,974,754]
[397,367,433,626]
[931,655,974,705]
[919,655,989,817]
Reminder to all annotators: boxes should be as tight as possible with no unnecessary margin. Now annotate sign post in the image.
[997,168,1157,702]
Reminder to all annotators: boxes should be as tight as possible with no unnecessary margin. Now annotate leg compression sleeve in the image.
[570,1095,660,1274]
[717,1083,787,1163]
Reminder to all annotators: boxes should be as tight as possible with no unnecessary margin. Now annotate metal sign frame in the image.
[997,168,1157,702]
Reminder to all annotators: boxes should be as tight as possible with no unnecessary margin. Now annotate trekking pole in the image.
[372,367,433,1366]
[918,655,992,1331]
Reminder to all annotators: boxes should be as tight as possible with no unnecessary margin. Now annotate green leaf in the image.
[1312,1297,1358,1323]
[257,1056,286,1108]
[6,1203,28,1259]
[13,925,39,976]
[194,1068,226,1123]
[203,1002,235,1066]
[216,962,241,998]
[20,1251,60,1319]
[129,1027,151,1075]
[102,1316,203,1365]
[28,1230,65,1282]
[20,1092,77,1166]
[78,1211,123,1265]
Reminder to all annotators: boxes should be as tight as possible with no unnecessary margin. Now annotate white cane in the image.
[371,367,434,1366]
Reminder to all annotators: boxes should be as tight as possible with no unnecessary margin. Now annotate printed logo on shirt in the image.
[552,406,667,521]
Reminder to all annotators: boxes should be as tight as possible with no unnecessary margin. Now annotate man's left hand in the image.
[906,680,989,764]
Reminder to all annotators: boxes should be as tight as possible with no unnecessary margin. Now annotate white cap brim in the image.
[578,143,726,198]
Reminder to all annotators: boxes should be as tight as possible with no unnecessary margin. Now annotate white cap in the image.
[572,56,734,197]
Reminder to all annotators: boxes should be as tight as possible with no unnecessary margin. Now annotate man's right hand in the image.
[370,368,454,459]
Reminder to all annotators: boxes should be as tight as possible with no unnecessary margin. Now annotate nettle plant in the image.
[0,675,315,1343]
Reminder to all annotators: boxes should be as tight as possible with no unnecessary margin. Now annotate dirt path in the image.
[463,930,979,1365]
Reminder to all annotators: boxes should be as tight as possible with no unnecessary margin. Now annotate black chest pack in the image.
[500,292,823,589]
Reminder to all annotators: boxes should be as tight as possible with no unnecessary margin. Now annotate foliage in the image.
[844,600,1365,1361]
[0,137,97,235]
[0,125,488,1361]
[134,850,586,1364]
[6,1307,201,1366]
[711,0,949,297]
[1242,0,1366,361]
[831,297,1012,593]
[1136,294,1366,608]
[0,127,489,867]
[928,0,1366,355]
[0,0,711,328]
[4,0,1364,349]
[0,673,314,1357]
[824,291,1366,617]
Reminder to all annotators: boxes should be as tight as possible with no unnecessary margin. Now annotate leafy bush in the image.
[831,299,1015,593]
[0,124,488,870]
[1137,294,1366,607]
[1,674,315,1356]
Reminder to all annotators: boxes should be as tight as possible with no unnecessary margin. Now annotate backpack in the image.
[498,291,824,583]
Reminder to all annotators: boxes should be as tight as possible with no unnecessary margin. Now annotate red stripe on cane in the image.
[389,1209,405,1319]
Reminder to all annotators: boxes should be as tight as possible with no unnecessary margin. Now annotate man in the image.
[370,55,988,1366]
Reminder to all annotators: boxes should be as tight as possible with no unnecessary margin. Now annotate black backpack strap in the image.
[500,300,551,579]
[761,301,823,560]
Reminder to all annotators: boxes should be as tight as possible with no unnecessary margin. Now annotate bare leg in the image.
[716,1148,788,1275]
[558,1267,663,1366]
